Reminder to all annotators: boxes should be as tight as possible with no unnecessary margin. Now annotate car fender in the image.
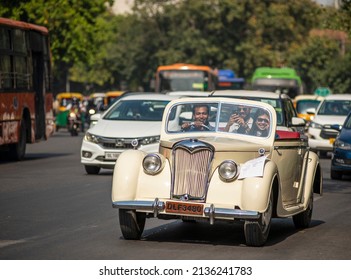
[303,151,322,200]
[111,150,146,202]
[207,159,277,213]
[241,160,277,212]
[111,150,172,202]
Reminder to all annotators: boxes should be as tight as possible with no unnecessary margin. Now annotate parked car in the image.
[80,93,180,174]
[293,94,324,123]
[307,94,351,155]
[209,90,306,132]
[331,111,351,180]
[111,97,322,246]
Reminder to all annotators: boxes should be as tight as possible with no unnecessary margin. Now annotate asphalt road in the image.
[0,131,351,260]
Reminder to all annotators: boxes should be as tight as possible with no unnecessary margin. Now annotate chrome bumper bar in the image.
[112,199,260,223]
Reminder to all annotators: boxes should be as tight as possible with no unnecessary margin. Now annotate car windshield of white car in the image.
[318,100,351,116]
[297,100,321,113]
[166,101,272,138]
[103,100,170,121]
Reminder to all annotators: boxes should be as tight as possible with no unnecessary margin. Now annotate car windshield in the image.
[212,96,284,125]
[103,99,170,121]
[296,100,321,113]
[166,101,272,138]
[318,100,351,116]
[344,114,351,129]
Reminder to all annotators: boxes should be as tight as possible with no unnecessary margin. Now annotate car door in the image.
[272,131,307,206]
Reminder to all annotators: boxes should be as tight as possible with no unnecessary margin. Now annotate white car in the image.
[307,94,351,154]
[80,93,180,174]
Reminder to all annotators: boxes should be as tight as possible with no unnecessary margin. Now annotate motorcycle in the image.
[67,109,81,136]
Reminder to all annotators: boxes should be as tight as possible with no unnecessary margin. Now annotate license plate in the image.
[105,152,120,160]
[329,138,336,144]
[165,201,204,215]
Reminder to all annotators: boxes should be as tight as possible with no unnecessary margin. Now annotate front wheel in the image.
[244,190,273,247]
[84,165,100,175]
[119,209,146,240]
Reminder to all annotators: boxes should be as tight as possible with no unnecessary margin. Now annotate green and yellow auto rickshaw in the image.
[54,92,83,131]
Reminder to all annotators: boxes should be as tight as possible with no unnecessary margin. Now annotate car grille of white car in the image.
[171,140,214,202]
[99,137,136,149]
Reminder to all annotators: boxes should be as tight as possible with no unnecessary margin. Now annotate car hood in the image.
[88,119,162,137]
[313,115,347,125]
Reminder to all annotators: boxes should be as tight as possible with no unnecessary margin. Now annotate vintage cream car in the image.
[112,97,323,246]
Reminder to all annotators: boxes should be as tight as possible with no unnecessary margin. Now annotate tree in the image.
[1,0,114,93]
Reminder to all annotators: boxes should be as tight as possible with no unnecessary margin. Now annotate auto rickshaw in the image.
[54,92,84,131]
[104,91,125,109]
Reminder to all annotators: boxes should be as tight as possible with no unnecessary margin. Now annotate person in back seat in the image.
[249,109,270,137]
[224,105,253,134]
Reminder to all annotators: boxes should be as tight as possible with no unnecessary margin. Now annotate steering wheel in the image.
[187,123,210,131]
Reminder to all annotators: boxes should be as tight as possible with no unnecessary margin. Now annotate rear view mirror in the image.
[179,111,192,125]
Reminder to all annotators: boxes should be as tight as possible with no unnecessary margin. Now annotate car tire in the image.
[9,119,26,161]
[293,192,313,229]
[330,169,342,180]
[84,165,100,175]
[119,209,146,240]
[244,190,273,247]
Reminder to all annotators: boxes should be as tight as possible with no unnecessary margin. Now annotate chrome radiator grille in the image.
[171,140,214,201]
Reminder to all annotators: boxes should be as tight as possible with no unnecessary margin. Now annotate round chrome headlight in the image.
[143,154,163,175]
[218,160,239,181]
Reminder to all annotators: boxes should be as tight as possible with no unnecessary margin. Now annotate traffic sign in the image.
[314,87,331,97]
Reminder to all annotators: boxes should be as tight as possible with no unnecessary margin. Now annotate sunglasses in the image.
[257,117,269,124]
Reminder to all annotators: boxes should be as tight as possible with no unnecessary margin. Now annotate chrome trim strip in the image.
[204,207,260,220]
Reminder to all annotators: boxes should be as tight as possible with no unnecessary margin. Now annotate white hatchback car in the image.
[307,94,351,154]
[80,93,180,174]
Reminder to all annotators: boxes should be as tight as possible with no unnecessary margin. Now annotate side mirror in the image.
[291,117,306,127]
[306,108,316,115]
[89,113,102,128]
[330,124,342,131]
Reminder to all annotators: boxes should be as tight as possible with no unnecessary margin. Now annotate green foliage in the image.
[1,0,351,93]
[288,37,340,93]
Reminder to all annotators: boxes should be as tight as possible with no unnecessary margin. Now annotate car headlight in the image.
[334,139,351,150]
[143,153,164,175]
[140,136,160,145]
[309,121,323,129]
[84,132,99,144]
[218,160,239,182]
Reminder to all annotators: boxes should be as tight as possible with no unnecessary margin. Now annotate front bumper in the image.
[331,148,351,172]
[80,140,159,168]
[113,199,260,224]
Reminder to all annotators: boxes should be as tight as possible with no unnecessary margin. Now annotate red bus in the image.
[155,63,218,92]
[0,17,54,160]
